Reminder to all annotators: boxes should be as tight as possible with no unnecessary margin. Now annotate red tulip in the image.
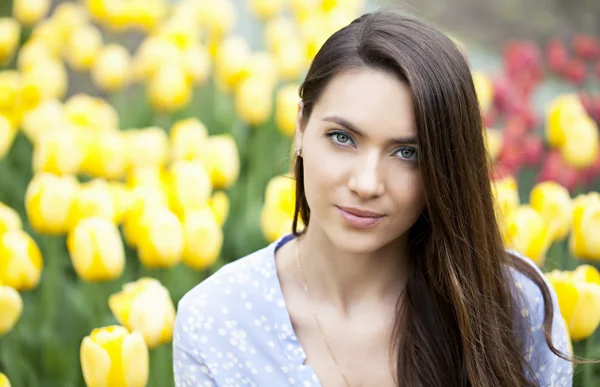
[503,115,528,142]
[546,39,569,73]
[503,40,542,77]
[573,34,600,61]
[490,163,514,181]
[521,134,544,166]
[563,59,587,85]
[538,151,583,192]
[498,142,523,171]
[484,107,499,127]
[492,76,524,115]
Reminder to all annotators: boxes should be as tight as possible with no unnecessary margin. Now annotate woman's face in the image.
[296,68,425,254]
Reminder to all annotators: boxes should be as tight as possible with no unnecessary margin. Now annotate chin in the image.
[325,223,397,255]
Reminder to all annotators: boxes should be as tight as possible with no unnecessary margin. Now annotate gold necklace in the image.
[294,239,353,387]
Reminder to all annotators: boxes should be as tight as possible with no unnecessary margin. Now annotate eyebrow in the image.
[322,115,417,145]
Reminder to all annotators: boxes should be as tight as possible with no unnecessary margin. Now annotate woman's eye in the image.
[396,147,417,161]
[333,132,351,144]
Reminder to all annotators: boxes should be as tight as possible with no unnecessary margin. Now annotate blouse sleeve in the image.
[524,273,573,386]
[172,296,217,387]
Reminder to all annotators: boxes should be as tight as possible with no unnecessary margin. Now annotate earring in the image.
[295,147,302,157]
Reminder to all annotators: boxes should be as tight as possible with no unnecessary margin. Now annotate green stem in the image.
[583,337,594,386]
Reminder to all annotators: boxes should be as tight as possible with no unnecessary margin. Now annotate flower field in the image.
[0,0,599,386]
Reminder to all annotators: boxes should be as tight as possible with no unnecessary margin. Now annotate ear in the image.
[295,100,304,152]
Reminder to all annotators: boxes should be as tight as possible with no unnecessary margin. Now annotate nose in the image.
[347,151,385,199]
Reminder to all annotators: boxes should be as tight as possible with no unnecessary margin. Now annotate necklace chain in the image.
[295,239,353,387]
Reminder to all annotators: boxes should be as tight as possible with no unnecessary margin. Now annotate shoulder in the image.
[505,250,573,386]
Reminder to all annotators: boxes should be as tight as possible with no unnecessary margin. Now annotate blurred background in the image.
[0,0,599,386]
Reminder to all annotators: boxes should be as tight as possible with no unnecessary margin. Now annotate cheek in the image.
[388,168,425,211]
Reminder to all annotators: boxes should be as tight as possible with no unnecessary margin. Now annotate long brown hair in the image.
[291,8,570,387]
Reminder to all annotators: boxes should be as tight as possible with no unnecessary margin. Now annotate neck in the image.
[297,225,409,316]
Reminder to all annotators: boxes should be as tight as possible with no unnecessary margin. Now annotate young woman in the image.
[173,8,573,387]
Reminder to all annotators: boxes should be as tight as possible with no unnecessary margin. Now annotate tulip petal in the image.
[121,332,149,387]
[80,337,111,387]
[569,283,600,341]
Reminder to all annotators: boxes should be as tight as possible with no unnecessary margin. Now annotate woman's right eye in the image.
[327,130,355,146]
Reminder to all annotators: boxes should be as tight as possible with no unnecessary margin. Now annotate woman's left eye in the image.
[395,146,418,161]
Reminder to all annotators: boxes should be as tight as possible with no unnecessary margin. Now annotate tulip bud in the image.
[13,0,51,26]
[545,94,587,148]
[20,99,66,143]
[107,181,133,225]
[125,127,169,170]
[560,116,599,169]
[484,128,503,163]
[209,191,230,226]
[20,59,68,107]
[137,207,184,269]
[197,135,240,189]
[261,174,298,242]
[0,114,16,159]
[52,2,89,36]
[122,185,168,247]
[472,71,493,113]
[214,36,251,91]
[167,160,212,216]
[247,51,279,89]
[274,39,306,81]
[181,43,211,85]
[80,325,149,387]
[80,131,128,180]
[0,230,43,290]
[249,0,285,19]
[265,17,298,54]
[570,192,600,261]
[127,165,168,190]
[170,117,208,161]
[32,129,84,175]
[0,202,22,235]
[196,0,236,37]
[0,18,21,65]
[500,205,553,266]
[25,173,79,235]
[67,179,117,229]
[276,84,300,136]
[64,24,103,71]
[109,278,176,348]
[131,36,180,82]
[235,75,273,126]
[546,267,600,341]
[261,201,295,243]
[0,282,23,336]
[67,217,125,282]
[530,181,572,241]
[147,64,192,112]
[182,208,223,270]
[91,44,132,92]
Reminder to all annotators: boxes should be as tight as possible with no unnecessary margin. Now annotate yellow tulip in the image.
[126,166,168,190]
[65,93,119,132]
[33,129,84,175]
[265,17,298,54]
[170,117,208,161]
[491,176,520,226]
[107,181,133,225]
[235,75,273,126]
[121,185,168,247]
[214,36,251,91]
[136,207,184,269]
[20,99,65,143]
[472,71,493,113]
[91,44,132,92]
[247,51,279,90]
[0,202,22,235]
[0,71,21,110]
[67,179,117,229]
[0,282,23,336]
[167,160,212,216]
[545,94,587,148]
[198,134,240,189]
[299,12,330,62]
[25,173,79,235]
[196,0,236,37]
[80,325,149,387]
[157,14,199,51]
[125,127,169,170]
[16,40,54,73]
[182,207,223,270]
[0,229,43,291]
[80,131,128,179]
[109,277,175,348]
[484,128,503,162]
[127,0,166,32]
[209,191,230,226]
[291,0,321,21]
[67,216,125,282]
[273,39,306,81]
[529,181,572,241]
[147,64,192,112]
[181,43,211,85]
[265,174,296,214]
[0,18,21,65]
[261,201,299,243]
[0,114,16,159]
[570,192,600,261]
[131,36,180,82]
[249,0,286,19]
[13,0,51,26]
[64,24,103,71]
[0,372,11,387]
[560,116,599,169]
[29,20,63,57]
[52,2,90,36]
[20,58,68,107]
[276,83,300,136]
[546,267,600,341]
[501,205,553,266]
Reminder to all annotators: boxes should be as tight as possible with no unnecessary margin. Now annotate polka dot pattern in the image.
[173,235,573,386]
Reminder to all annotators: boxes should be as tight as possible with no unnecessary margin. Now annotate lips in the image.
[336,206,385,229]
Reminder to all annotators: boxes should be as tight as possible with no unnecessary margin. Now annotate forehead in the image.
[311,68,416,137]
